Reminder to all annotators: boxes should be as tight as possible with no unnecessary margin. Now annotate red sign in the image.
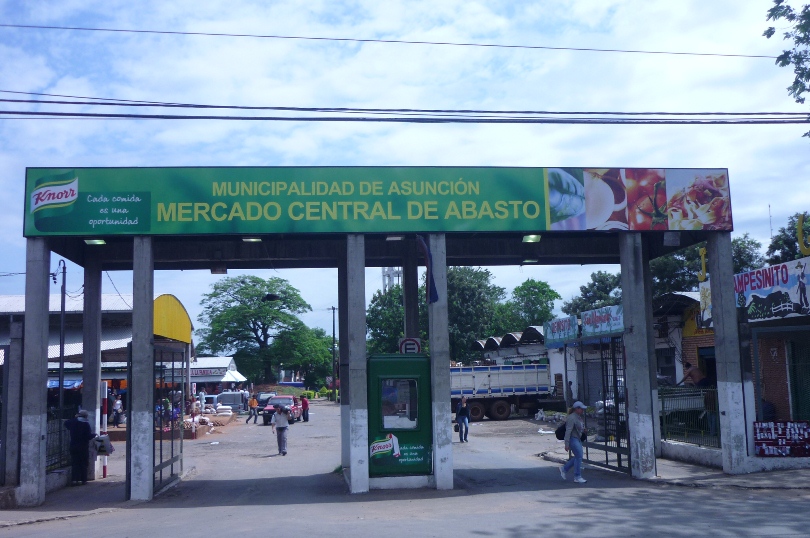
[398,338,422,354]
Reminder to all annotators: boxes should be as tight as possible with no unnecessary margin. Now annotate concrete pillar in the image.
[3,321,24,486]
[345,234,368,493]
[17,238,50,506]
[82,257,102,480]
[619,233,658,479]
[707,232,747,473]
[129,237,154,501]
[428,234,453,490]
[338,246,350,470]
[402,240,419,338]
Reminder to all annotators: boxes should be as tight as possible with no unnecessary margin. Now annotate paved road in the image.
[3,400,810,537]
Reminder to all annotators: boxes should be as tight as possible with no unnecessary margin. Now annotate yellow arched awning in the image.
[153,294,193,344]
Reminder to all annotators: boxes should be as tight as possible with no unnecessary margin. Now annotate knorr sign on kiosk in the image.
[24,167,733,236]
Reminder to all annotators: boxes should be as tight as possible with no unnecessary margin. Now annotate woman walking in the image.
[560,401,588,484]
[455,396,471,443]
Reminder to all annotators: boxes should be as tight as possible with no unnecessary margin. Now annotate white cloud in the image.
[0,0,807,337]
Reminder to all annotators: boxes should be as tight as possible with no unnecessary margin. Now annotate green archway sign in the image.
[24,166,732,237]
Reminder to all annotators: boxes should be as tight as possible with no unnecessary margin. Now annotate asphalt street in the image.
[2,400,810,537]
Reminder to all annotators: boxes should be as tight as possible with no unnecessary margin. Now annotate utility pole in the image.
[51,260,66,452]
[331,306,337,402]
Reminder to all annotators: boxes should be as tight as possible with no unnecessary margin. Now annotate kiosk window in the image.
[381,379,418,430]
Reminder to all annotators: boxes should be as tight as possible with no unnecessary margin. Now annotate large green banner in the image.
[23,167,732,236]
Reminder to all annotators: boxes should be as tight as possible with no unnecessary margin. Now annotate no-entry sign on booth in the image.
[24,167,733,237]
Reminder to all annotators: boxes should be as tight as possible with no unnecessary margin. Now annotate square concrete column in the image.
[428,234,453,490]
[3,321,24,487]
[707,232,747,473]
[338,246,350,470]
[344,234,368,493]
[129,237,154,501]
[17,238,50,506]
[619,233,658,479]
[402,239,419,338]
[82,257,103,480]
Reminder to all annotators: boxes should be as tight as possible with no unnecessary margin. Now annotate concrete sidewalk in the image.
[541,443,810,490]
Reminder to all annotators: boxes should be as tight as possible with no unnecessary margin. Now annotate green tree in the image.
[490,301,525,338]
[196,275,311,382]
[366,284,405,354]
[509,279,562,327]
[266,322,333,389]
[764,1,810,137]
[561,271,622,315]
[733,233,767,272]
[766,212,810,264]
[436,267,505,364]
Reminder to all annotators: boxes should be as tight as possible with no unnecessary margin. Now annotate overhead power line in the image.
[0,109,807,126]
[0,94,804,117]
[0,23,778,59]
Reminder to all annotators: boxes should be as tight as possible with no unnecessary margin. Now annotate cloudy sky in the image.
[1,0,808,335]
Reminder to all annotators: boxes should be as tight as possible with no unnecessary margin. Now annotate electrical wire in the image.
[0,95,804,117]
[0,23,778,59]
[0,109,807,125]
[105,271,132,310]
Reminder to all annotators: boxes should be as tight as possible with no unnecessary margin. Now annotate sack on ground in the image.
[454,423,460,433]
[555,422,566,441]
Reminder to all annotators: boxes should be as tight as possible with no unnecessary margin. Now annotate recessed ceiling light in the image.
[522,234,541,243]
[84,239,106,245]
[242,237,262,242]
[386,235,405,241]
[522,259,539,264]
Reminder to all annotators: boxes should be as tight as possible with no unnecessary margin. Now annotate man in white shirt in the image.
[270,404,291,456]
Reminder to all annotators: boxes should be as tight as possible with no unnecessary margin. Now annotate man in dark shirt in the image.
[64,409,96,485]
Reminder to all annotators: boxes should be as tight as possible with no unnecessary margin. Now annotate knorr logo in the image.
[31,172,78,214]
[369,433,400,459]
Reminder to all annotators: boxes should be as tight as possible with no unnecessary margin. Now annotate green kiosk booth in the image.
[367,354,433,478]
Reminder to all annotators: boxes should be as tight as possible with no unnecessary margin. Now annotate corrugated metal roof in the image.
[45,326,133,359]
[0,294,135,314]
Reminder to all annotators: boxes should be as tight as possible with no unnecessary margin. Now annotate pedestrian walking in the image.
[560,401,588,484]
[301,395,310,422]
[246,394,259,424]
[64,409,97,486]
[112,395,124,428]
[455,396,470,442]
[270,404,291,455]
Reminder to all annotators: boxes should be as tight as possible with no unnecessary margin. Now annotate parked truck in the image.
[450,363,553,421]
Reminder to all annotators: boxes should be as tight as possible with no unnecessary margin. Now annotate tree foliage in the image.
[366,284,405,355]
[445,267,505,364]
[266,323,333,389]
[509,279,562,327]
[766,212,810,264]
[561,271,622,315]
[764,1,810,137]
[196,275,311,382]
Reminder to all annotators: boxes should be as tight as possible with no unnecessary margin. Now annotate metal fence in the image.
[659,387,720,448]
[46,405,78,471]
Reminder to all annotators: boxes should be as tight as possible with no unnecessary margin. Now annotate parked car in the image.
[256,391,277,408]
[262,395,303,425]
[204,392,245,412]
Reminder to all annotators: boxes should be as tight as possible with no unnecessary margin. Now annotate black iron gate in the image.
[572,335,631,473]
[126,343,187,497]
